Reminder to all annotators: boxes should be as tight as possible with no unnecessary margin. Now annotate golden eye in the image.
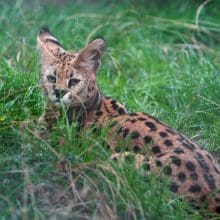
[47,75,56,83]
[69,78,80,88]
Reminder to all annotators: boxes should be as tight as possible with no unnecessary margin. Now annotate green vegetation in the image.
[0,0,219,219]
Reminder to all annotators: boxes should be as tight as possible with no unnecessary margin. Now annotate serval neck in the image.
[64,90,103,126]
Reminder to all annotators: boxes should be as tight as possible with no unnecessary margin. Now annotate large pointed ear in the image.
[37,26,65,61]
[74,38,106,72]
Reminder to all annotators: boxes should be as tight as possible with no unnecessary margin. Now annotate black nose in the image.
[55,89,66,99]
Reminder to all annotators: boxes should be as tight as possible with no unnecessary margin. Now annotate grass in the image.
[0,0,220,219]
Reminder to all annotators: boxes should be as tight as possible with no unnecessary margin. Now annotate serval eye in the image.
[47,75,56,83]
[69,78,80,88]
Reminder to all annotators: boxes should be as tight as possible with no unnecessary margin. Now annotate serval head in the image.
[37,27,105,110]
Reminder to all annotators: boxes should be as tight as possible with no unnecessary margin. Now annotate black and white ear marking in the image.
[37,26,65,59]
[75,38,106,72]
[39,26,51,34]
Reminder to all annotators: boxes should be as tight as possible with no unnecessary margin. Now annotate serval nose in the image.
[55,89,66,99]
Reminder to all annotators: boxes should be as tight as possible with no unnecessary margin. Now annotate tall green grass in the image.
[0,0,220,219]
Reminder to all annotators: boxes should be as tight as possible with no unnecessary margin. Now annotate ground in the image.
[0,0,220,219]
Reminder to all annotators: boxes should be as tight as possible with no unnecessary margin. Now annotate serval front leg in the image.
[35,102,61,140]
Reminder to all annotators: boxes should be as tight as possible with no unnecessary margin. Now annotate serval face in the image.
[37,27,105,108]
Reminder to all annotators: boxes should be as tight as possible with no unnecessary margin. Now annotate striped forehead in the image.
[55,51,79,62]
[54,53,79,78]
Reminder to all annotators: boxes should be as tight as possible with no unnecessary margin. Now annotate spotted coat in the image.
[36,27,220,214]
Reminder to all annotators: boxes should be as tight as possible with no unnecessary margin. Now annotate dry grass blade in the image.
[195,0,214,32]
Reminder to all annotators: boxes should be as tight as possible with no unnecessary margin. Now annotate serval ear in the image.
[75,38,106,72]
[37,26,65,62]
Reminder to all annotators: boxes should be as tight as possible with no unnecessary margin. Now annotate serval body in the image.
[36,27,220,213]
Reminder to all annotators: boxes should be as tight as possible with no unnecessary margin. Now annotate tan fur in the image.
[36,27,220,213]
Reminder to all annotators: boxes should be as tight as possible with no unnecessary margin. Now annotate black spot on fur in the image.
[129,113,138,116]
[111,100,118,110]
[138,117,146,121]
[156,160,162,167]
[189,184,201,193]
[145,121,157,131]
[130,131,140,139]
[190,172,198,181]
[164,139,173,147]
[171,156,181,167]
[186,161,195,172]
[118,107,126,114]
[170,182,179,193]
[163,166,172,175]
[152,145,161,154]
[112,104,118,110]
[159,132,168,138]
[178,172,186,182]
[130,119,136,123]
[96,111,103,116]
[182,142,195,151]
[165,128,176,135]
[196,156,210,172]
[203,173,216,190]
[182,141,190,147]
[157,152,167,158]
[133,145,141,153]
[196,152,204,159]
[174,148,184,154]
[122,128,129,138]
[144,136,152,144]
